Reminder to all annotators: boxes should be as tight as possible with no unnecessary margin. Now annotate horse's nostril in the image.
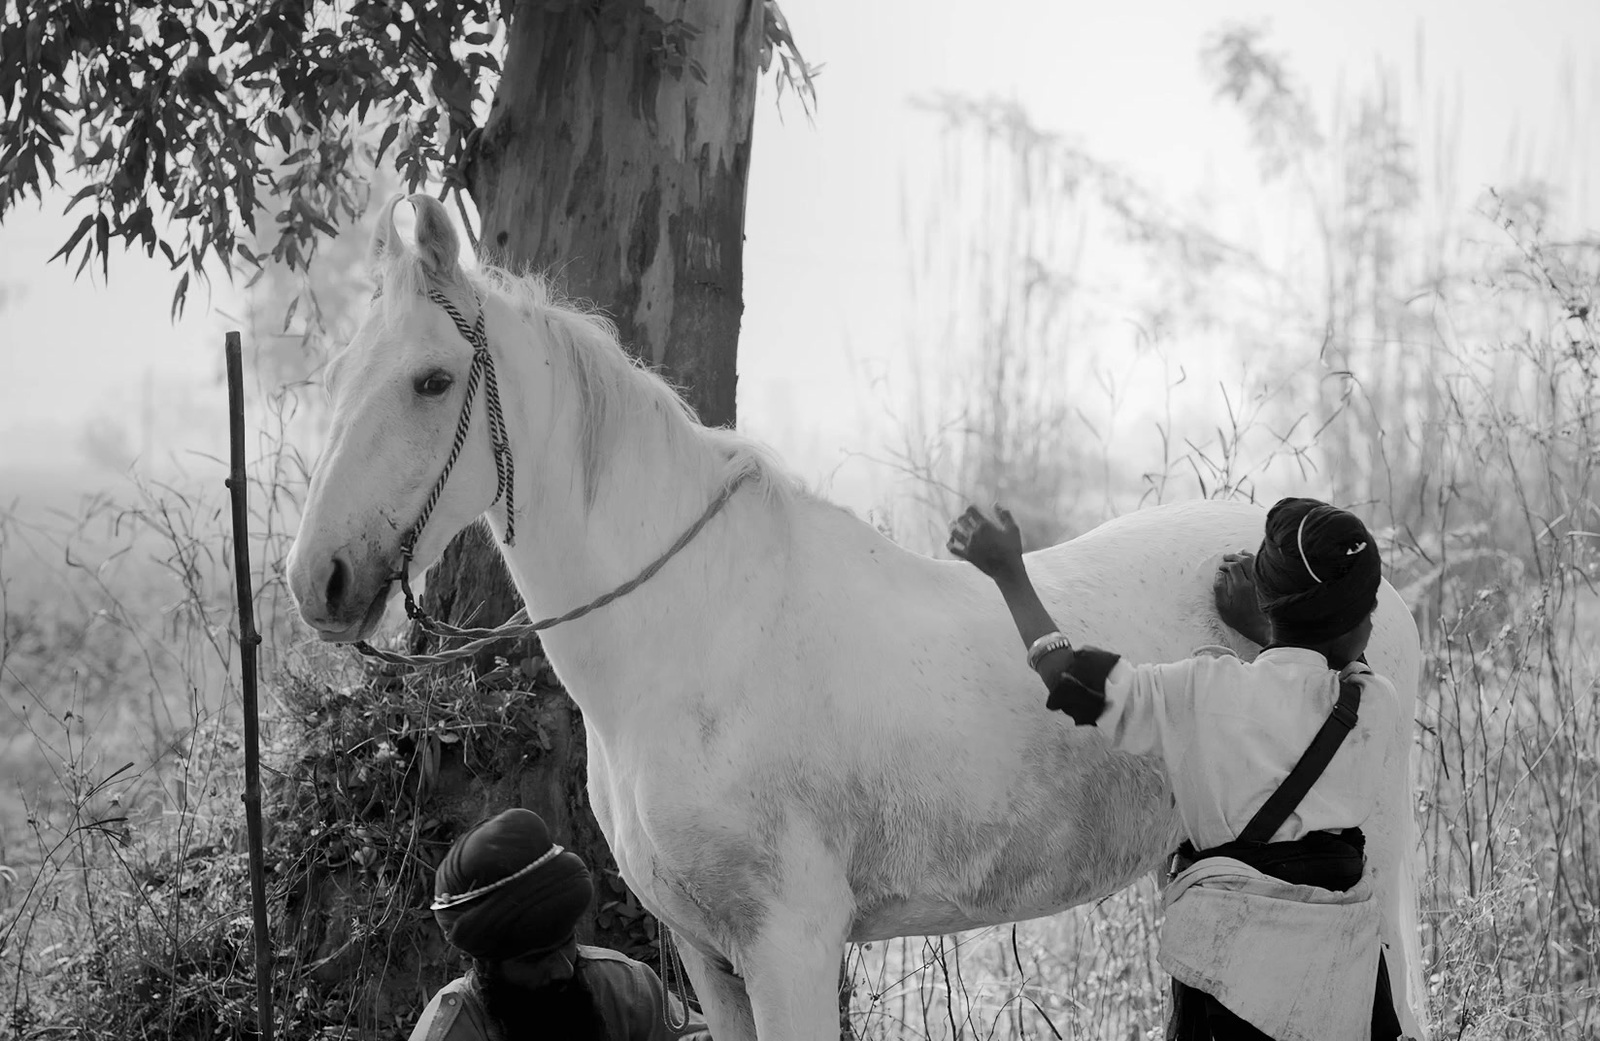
[326,556,351,614]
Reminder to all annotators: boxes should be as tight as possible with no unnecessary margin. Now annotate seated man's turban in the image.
[432,808,594,962]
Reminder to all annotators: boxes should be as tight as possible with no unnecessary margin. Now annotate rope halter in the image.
[392,289,516,619]
[354,285,750,669]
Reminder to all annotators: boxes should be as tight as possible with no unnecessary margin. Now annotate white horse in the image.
[287,195,1427,1040]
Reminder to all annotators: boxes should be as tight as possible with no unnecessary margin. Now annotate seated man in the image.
[409,808,712,1041]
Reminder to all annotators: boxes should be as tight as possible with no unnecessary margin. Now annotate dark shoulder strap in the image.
[1236,677,1362,846]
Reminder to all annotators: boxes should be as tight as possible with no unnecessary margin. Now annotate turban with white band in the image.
[432,808,594,961]
[1253,497,1382,646]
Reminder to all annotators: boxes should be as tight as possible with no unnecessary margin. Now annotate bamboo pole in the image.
[224,331,275,1041]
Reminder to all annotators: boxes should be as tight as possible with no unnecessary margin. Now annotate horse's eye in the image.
[414,371,454,397]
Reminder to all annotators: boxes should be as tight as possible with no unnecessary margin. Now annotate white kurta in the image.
[1095,646,1413,1038]
[1097,646,1404,849]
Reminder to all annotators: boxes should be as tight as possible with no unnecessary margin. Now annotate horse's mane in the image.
[373,248,800,512]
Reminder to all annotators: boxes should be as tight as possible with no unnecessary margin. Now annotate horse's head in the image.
[287,194,554,642]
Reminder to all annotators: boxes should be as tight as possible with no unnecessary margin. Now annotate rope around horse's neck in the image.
[354,471,751,668]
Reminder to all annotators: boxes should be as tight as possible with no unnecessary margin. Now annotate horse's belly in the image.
[848,856,1150,943]
[838,725,1179,941]
[850,896,991,942]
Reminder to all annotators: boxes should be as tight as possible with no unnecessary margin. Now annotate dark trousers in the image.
[1165,830,1402,1041]
[1169,954,1399,1040]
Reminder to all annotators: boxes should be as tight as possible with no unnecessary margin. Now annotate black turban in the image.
[1253,497,1382,645]
[432,808,594,962]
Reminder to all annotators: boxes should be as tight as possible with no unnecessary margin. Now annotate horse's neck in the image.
[494,424,789,732]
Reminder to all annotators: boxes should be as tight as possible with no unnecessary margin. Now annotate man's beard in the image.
[476,958,611,1041]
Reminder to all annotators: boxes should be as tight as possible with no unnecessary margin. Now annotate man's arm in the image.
[946,504,1113,723]
[946,504,1068,667]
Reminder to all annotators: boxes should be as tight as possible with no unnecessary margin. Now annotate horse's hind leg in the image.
[676,940,756,1041]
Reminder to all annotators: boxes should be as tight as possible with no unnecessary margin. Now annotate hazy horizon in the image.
[2,0,1597,531]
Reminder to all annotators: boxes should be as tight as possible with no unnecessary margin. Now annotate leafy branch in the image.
[1,0,815,318]
[1,0,500,315]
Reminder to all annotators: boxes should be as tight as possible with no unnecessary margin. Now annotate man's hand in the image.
[1214,550,1272,646]
[947,504,1025,583]
[949,503,1066,660]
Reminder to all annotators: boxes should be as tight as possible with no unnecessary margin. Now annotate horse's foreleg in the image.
[676,939,756,1041]
[742,901,853,1041]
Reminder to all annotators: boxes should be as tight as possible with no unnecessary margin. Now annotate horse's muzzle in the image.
[288,545,396,642]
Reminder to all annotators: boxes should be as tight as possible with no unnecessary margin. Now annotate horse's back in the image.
[1027,499,1268,661]
[1028,499,1419,704]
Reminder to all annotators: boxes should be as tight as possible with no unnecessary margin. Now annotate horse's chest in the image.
[584,728,778,951]
[581,733,694,894]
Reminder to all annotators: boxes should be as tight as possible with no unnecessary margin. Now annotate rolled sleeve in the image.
[1095,658,1203,759]
[1044,646,1122,723]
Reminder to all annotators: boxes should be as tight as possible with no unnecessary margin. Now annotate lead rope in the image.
[354,471,749,668]
[659,923,692,1031]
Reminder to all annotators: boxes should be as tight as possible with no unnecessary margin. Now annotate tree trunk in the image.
[469,0,761,426]
[417,0,762,953]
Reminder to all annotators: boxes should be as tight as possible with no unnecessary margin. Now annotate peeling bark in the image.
[469,0,762,425]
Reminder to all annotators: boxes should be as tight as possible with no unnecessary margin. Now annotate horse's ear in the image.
[407,193,463,284]
[369,193,406,273]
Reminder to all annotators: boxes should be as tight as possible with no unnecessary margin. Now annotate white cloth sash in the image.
[1159,857,1382,1041]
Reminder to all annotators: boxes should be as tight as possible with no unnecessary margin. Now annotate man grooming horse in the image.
[950,497,1408,1040]
[409,808,712,1041]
